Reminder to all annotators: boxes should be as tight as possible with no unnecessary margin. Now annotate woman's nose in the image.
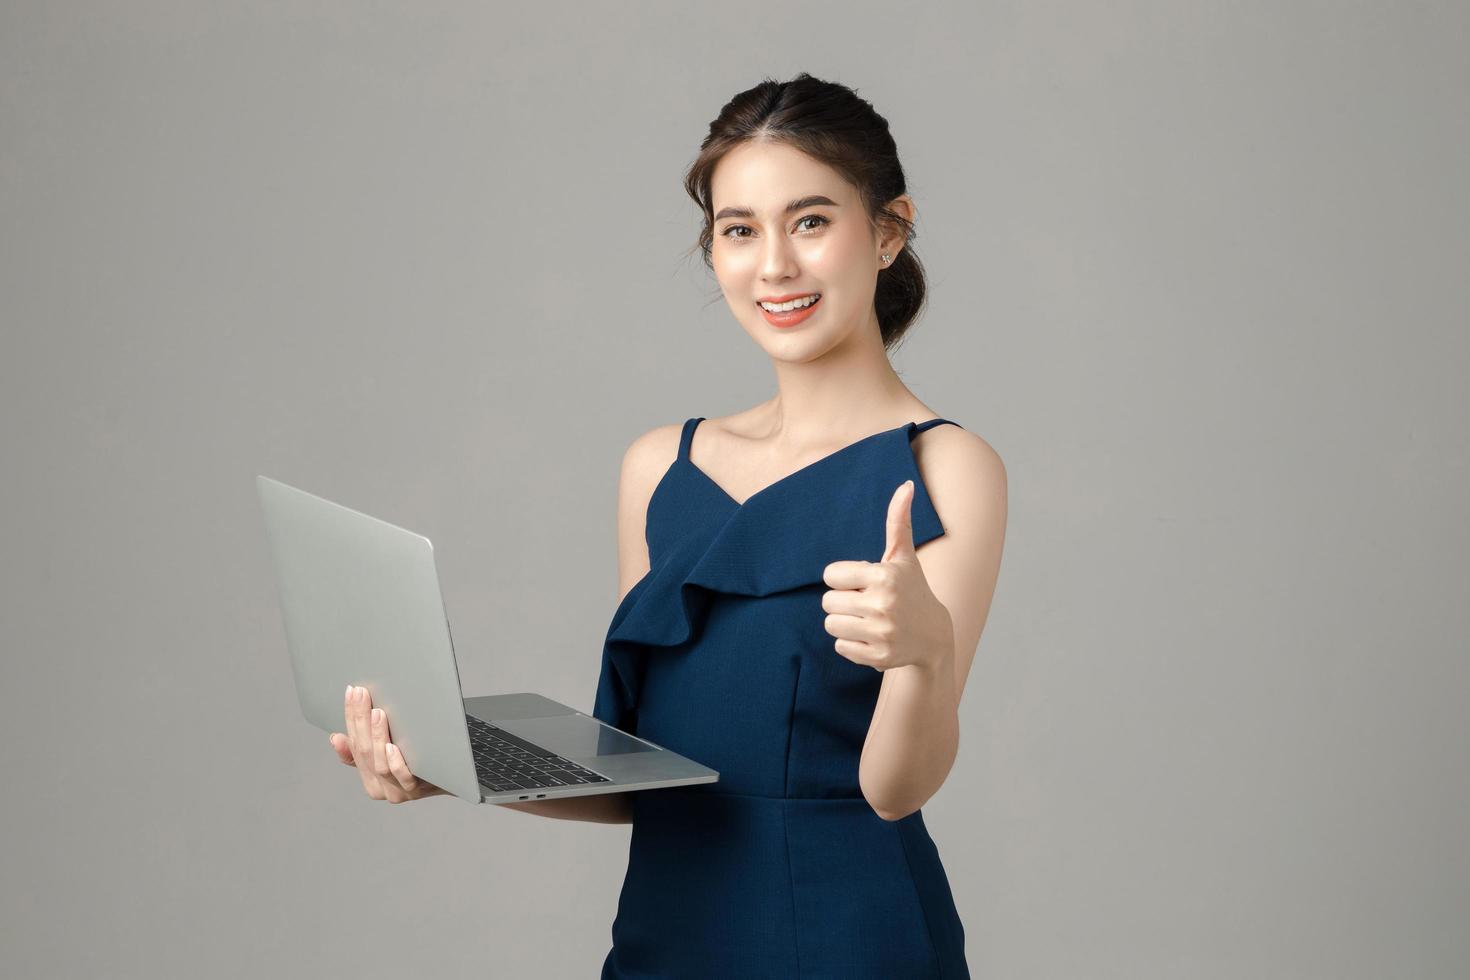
[760,239,799,280]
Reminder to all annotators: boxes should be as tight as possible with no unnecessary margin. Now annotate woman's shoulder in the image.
[910,414,1006,532]
[620,420,687,489]
[913,411,997,456]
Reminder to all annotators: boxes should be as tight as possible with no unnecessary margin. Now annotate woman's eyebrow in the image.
[713,194,840,222]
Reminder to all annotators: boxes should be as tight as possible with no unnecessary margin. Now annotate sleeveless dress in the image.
[593,416,971,980]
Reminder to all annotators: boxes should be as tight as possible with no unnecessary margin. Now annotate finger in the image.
[376,740,408,804]
[833,636,880,668]
[347,686,377,793]
[370,707,391,778]
[824,612,888,643]
[820,587,871,617]
[346,687,368,763]
[329,732,356,766]
[343,685,362,759]
[380,775,407,804]
[882,480,916,563]
[384,742,421,793]
[822,559,882,591]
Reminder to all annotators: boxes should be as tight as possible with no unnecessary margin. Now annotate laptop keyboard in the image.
[466,713,611,794]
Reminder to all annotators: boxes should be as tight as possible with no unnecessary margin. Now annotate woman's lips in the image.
[757,295,822,328]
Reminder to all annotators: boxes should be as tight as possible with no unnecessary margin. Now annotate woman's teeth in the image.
[759,294,821,313]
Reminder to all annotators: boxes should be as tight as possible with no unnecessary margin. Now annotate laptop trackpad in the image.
[494,714,657,759]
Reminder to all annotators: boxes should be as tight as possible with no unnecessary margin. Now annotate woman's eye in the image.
[719,215,829,240]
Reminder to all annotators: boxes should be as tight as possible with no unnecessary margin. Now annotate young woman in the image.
[330,73,1006,979]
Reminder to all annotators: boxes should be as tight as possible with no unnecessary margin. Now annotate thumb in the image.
[329,732,357,766]
[882,480,917,563]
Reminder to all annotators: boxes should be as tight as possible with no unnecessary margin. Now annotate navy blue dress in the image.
[593,416,971,979]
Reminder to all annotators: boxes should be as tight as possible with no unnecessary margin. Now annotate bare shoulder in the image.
[908,419,1008,701]
[910,420,1007,524]
[614,420,686,601]
[620,421,685,496]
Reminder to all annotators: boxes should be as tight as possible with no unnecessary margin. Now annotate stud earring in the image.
[881,253,892,265]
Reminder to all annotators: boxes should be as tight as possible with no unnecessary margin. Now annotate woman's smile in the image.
[757,292,823,327]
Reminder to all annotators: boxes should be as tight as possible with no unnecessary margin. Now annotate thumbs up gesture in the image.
[821,479,955,673]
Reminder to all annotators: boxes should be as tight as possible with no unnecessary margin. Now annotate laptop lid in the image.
[255,475,484,802]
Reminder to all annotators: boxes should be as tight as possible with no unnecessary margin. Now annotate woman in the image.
[330,73,1007,979]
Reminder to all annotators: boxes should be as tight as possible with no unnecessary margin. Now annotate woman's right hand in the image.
[329,684,448,803]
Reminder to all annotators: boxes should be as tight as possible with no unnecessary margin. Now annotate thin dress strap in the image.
[913,417,963,434]
[677,417,706,462]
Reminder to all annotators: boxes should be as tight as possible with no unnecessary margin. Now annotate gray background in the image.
[2,2,1466,977]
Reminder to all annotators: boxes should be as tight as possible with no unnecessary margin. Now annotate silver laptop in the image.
[256,475,718,805]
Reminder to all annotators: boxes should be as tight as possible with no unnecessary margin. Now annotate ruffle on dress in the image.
[592,421,950,734]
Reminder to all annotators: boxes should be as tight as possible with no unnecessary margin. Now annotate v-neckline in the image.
[681,419,934,510]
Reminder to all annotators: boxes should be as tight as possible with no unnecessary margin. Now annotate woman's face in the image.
[709,141,893,361]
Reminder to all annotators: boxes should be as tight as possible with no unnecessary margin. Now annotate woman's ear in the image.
[878,194,916,259]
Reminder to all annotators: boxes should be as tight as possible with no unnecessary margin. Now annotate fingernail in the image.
[345,684,352,701]
[372,708,382,725]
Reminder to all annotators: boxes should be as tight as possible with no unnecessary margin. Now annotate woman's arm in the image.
[858,430,1008,821]
[497,423,681,826]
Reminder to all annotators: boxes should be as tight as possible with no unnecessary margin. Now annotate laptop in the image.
[256,475,718,805]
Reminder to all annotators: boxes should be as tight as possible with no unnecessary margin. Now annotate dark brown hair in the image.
[682,73,928,351]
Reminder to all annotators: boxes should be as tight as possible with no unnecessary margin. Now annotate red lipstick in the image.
[756,292,822,328]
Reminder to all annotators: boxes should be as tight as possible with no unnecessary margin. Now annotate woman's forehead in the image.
[711,145,853,212]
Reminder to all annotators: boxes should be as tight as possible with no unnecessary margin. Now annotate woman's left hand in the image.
[821,480,955,673]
